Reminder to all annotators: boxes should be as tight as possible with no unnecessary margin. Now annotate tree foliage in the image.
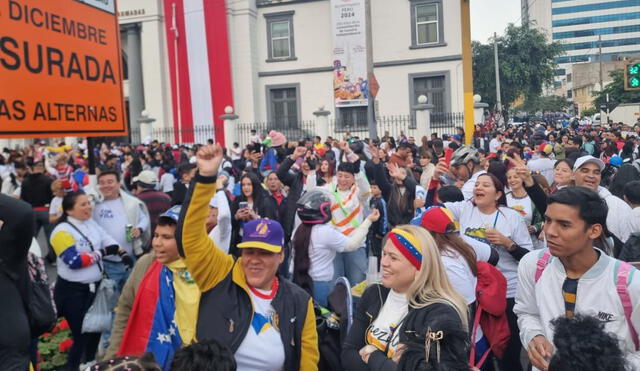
[593,69,640,108]
[515,95,571,113]
[472,24,565,109]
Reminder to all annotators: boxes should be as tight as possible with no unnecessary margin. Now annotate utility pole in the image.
[365,0,377,139]
[598,35,603,91]
[461,0,474,145]
[494,32,502,114]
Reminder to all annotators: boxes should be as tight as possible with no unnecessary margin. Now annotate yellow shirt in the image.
[166,259,200,345]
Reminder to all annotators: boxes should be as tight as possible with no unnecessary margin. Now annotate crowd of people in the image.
[1,117,640,371]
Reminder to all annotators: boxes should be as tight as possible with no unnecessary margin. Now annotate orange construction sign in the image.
[0,0,126,138]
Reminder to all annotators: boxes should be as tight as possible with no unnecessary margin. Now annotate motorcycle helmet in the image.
[297,189,332,224]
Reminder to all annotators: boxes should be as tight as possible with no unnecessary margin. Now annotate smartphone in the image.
[239,201,249,209]
[444,147,454,167]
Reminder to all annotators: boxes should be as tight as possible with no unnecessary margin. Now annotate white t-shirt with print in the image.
[366,290,408,357]
[92,198,132,258]
[444,200,533,298]
[235,287,285,371]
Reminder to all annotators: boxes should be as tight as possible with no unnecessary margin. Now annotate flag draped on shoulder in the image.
[118,261,182,370]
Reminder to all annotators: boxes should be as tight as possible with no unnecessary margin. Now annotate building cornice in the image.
[257,54,462,77]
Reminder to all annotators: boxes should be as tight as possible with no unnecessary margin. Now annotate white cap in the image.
[132,170,158,187]
[573,155,605,172]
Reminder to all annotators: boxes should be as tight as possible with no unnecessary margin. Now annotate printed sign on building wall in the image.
[0,0,126,138]
[331,0,369,107]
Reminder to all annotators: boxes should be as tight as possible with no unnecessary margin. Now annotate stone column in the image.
[126,23,145,143]
[138,110,156,143]
[415,95,434,136]
[313,107,331,141]
[474,98,489,125]
[220,106,239,149]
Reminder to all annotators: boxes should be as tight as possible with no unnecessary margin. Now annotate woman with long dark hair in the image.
[372,151,418,227]
[229,172,277,256]
[50,192,132,371]
[317,159,336,185]
[292,189,379,306]
[609,164,640,199]
[430,162,533,371]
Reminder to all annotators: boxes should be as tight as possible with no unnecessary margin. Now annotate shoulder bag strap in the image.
[615,261,640,351]
[535,249,552,283]
[65,221,103,273]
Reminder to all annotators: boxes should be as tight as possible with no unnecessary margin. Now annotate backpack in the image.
[535,249,640,351]
[314,277,353,370]
[619,232,640,263]
[26,252,57,337]
[469,261,510,368]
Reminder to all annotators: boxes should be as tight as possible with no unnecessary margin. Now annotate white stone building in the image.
[116,0,465,142]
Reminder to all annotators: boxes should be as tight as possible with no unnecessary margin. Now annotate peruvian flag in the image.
[163,0,234,144]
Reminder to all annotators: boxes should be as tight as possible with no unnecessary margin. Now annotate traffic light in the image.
[625,61,640,90]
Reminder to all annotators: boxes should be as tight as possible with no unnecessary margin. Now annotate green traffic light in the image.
[631,77,640,88]
[632,65,640,75]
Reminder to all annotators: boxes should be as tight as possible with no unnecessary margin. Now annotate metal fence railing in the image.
[236,120,316,146]
[129,112,464,147]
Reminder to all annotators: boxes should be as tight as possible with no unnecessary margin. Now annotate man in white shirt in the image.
[489,133,503,153]
[514,187,640,371]
[527,143,555,186]
[91,171,150,289]
[573,155,635,243]
[249,130,260,144]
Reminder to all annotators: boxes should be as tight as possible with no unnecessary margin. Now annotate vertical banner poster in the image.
[0,0,126,138]
[331,0,368,107]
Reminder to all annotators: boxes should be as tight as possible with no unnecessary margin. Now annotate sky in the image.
[471,0,522,43]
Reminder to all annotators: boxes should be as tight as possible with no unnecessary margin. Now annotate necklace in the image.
[249,277,279,300]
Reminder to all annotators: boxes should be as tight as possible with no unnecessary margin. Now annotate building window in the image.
[566,73,572,83]
[410,0,444,48]
[411,74,447,112]
[266,84,300,129]
[337,107,368,130]
[567,90,573,99]
[265,11,296,62]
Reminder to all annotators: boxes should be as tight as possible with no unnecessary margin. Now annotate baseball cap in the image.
[573,155,605,172]
[133,170,158,188]
[420,206,459,234]
[159,205,181,223]
[538,143,553,155]
[237,219,284,253]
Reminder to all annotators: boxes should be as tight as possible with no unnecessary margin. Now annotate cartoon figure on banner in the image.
[333,59,367,102]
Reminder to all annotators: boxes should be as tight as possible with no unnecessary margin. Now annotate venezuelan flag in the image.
[118,261,182,370]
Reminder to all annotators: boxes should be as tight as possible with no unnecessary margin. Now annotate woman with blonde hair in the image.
[342,225,470,370]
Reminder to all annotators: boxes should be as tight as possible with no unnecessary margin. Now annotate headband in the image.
[388,228,423,269]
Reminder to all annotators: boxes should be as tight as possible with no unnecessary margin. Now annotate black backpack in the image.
[619,232,640,263]
[26,253,57,337]
[315,277,354,370]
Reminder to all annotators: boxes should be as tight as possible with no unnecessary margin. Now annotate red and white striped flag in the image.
[163,0,234,144]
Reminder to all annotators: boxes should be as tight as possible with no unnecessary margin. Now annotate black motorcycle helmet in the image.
[297,189,332,224]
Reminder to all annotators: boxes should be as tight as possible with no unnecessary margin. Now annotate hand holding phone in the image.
[444,147,454,167]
